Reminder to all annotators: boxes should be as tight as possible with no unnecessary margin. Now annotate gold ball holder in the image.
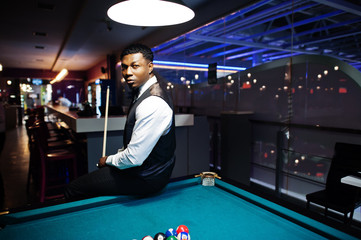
[195,172,221,186]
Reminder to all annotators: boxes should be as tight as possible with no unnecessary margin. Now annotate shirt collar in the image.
[137,75,157,99]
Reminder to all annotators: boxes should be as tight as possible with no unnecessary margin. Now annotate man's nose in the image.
[125,67,133,76]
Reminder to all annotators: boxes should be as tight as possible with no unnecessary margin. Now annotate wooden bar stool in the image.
[31,123,78,202]
[27,119,75,194]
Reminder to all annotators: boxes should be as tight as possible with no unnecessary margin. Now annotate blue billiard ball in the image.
[165,228,177,238]
[177,232,190,240]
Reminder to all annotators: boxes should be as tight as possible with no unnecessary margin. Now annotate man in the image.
[57,96,72,107]
[65,44,176,199]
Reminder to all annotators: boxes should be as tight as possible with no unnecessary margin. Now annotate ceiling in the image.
[0,0,361,78]
[153,0,361,72]
[0,0,253,74]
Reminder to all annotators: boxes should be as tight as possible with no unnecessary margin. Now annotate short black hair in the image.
[120,43,154,62]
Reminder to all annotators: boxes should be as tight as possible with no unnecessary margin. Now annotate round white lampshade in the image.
[107,0,195,27]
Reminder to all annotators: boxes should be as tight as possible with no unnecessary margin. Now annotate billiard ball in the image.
[177,232,190,240]
[142,236,153,240]
[165,228,177,238]
[154,232,166,240]
[176,225,189,234]
[165,236,177,240]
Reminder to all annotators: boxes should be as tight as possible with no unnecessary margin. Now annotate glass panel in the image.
[150,1,361,211]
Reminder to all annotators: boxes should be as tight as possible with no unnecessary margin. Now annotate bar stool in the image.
[31,122,78,202]
[27,119,75,194]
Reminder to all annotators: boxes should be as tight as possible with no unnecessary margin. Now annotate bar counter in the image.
[46,104,194,133]
[46,105,208,177]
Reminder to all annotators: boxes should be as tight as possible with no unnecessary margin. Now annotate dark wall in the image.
[51,80,85,104]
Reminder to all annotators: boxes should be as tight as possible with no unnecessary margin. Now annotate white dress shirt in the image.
[106,76,173,169]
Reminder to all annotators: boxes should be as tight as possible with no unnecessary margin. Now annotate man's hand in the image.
[98,156,108,168]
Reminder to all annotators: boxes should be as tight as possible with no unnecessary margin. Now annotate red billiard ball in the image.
[142,236,153,240]
[154,232,166,240]
[176,225,189,234]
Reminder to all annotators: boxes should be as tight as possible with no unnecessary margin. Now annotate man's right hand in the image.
[98,156,108,168]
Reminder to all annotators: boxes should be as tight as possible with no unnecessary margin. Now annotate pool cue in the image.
[97,86,110,168]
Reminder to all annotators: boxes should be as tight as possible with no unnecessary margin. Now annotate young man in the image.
[65,44,176,199]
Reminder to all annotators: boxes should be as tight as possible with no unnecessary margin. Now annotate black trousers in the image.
[64,166,169,200]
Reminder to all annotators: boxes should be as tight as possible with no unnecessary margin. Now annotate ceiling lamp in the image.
[107,0,195,27]
[50,68,68,84]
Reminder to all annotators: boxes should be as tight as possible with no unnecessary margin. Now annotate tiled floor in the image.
[0,117,90,212]
[0,124,30,211]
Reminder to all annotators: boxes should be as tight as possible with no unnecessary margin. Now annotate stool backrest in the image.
[326,142,361,196]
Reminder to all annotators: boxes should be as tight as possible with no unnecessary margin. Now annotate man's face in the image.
[121,53,153,89]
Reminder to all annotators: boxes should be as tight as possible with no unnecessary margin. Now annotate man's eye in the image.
[121,65,128,70]
[132,65,140,69]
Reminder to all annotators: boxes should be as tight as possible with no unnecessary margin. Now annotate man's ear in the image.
[148,62,153,74]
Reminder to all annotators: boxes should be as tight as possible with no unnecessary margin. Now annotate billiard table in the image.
[0,178,357,239]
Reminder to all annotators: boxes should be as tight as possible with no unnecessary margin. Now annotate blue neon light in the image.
[153,60,246,71]
[32,79,43,85]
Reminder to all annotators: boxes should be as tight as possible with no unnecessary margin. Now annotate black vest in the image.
[123,82,176,180]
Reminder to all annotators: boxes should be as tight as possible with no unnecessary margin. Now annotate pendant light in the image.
[107,0,195,27]
[50,68,68,84]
